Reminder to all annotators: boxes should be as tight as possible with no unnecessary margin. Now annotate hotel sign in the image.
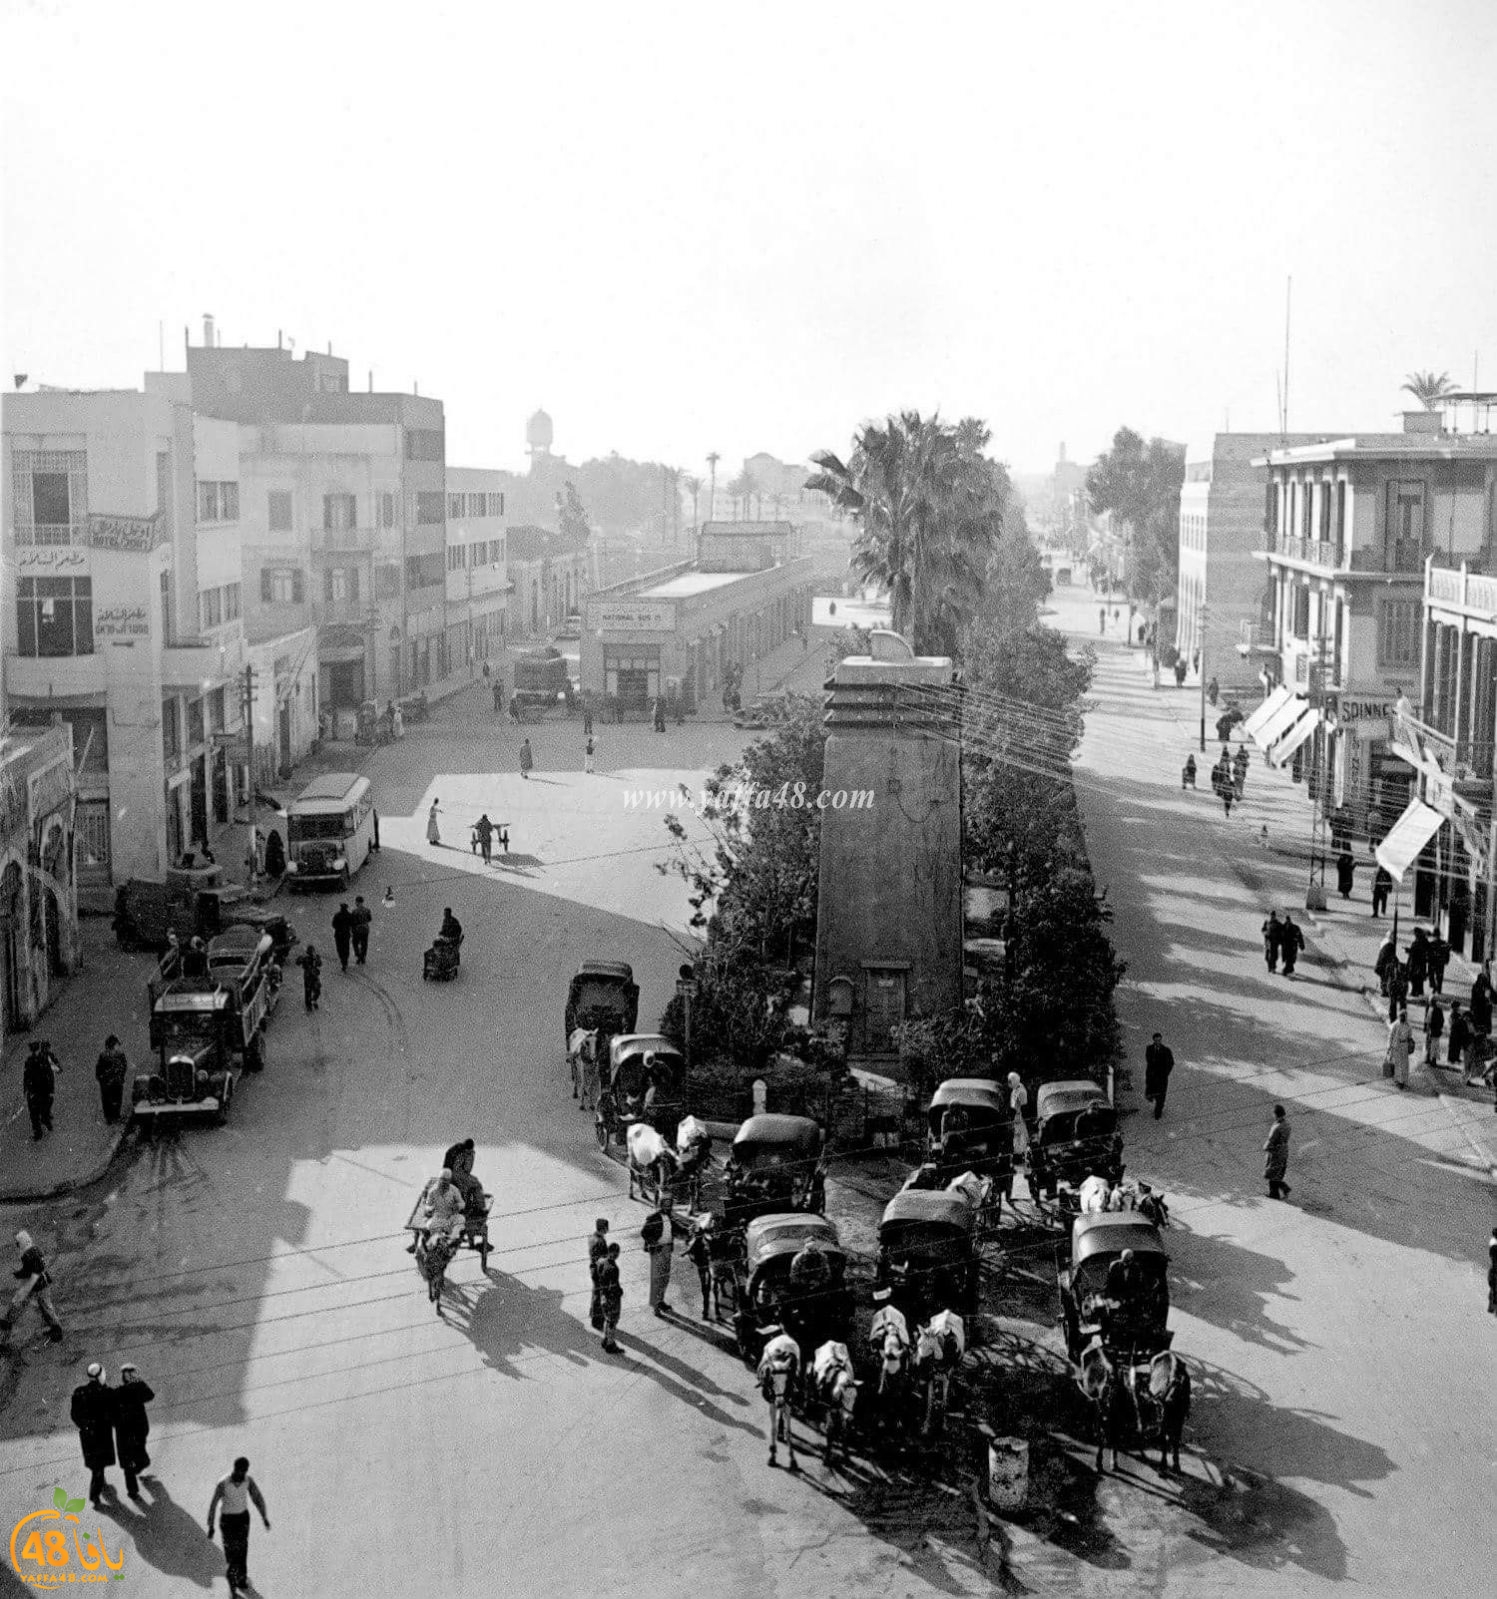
[88,511,164,552]
[588,600,676,633]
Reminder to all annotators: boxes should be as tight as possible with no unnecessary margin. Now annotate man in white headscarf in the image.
[70,1362,117,1506]
[1,1230,64,1345]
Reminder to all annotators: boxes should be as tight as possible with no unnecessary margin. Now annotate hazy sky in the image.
[4,0,1495,479]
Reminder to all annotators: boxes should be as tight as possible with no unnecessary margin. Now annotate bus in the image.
[284,773,375,892]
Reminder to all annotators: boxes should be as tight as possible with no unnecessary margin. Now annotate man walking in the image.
[331,903,354,972]
[1371,865,1392,918]
[1,1229,64,1344]
[70,1363,117,1507]
[519,738,534,780]
[1263,1104,1292,1200]
[1279,912,1305,977]
[584,734,595,774]
[114,1363,154,1500]
[350,896,372,965]
[493,679,504,717]
[207,1456,270,1599]
[94,1034,129,1125]
[1261,911,1282,974]
[1144,1032,1174,1120]
[642,1204,674,1316]
[1424,996,1445,1068]
[474,813,495,865]
[597,1241,623,1353]
[22,1039,60,1140]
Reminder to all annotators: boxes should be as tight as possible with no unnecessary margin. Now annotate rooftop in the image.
[638,570,745,598]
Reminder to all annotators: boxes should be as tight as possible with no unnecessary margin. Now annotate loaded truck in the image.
[512,647,575,719]
[113,863,295,960]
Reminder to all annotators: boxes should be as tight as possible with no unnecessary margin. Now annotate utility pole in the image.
[1306,593,1329,910]
[706,452,720,525]
[241,662,259,882]
[1198,603,1208,753]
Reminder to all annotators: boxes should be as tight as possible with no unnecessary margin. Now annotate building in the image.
[154,321,448,709]
[0,723,80,1034]
[444,469,511,670]
[3,386,249,904]
[812,634,963,1068]
[1257,415,1497,845]
[506,524,591,641]
[579,521,813,713]
[1175,433,1329,692]
[244,627,320,782]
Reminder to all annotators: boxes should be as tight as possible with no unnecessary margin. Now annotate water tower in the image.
[526,408,554,468]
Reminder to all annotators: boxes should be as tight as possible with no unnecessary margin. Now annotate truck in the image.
[512,647,575,719]
[131,927,278,1128]
[113,863,296,961]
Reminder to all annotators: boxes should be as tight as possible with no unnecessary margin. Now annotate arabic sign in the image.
[587,600,676,633]
[16,546,90,573]
[88,510,164,551]
[95,604,150,640]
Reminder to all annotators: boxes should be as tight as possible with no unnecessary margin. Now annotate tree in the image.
[1086,428,1184,609]
[683,474,703,530]
[557,482,591,544]
[1402,370,1457,410]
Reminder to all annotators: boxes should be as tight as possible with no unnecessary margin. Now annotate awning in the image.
[1241,685,1293,740]
[1251,693,1313,752]
[1267,706,1322,767]
[1375,799,1446,881]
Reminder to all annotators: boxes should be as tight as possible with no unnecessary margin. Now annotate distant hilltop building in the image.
[526,408,554,465]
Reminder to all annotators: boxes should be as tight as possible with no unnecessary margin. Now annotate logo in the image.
[8,1487,125,1583]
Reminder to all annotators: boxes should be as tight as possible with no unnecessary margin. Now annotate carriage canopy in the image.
[743,1212,844,1278]
[565,961,639,1043]
[1069,1212,1167,1289]
[607,1033,684,1088]
[732,1114,824,1169]
[926,1078,1008,1134]
[878,1188,979,1239]
[1035,1080,1115,1142]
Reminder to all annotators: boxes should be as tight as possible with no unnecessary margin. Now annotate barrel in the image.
[986,1437,1029,1511]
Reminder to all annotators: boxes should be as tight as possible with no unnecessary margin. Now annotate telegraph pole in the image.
[242,662,258,882]
[1198,604,1208,753]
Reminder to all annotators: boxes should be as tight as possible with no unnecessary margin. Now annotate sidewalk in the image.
[0,919,156,1203]
[1138,649,1497,1174]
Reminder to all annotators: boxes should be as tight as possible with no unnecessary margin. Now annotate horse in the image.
[757,1330,802,1470]
[1078,1173,1112,1214]
[674,1115,713,1210]
[567,1027,598,1105]
[812,1341,860,1466]
[868,1302,914,1442]
[415,1222,462,1316]
[1076,1339,1135,1474]
[912,1309,965,1438]
[1145,1349,1191,1473]
[626,1121,679,1204]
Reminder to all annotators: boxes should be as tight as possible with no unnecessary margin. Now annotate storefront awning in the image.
[1241,685,1293,741]
[1251,693,1313,752]
[1267,706,1322,767]
[1375,799,1446,882]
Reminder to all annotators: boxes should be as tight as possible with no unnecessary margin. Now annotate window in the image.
[162,699,180,761]
[260,567,305,604]
[15,577,93,657]
[324,566,360,604]
[416,491,445,525]
[187,698,205,745]
[1291,585,1310,640]
[32,472,72,526]
[405,552,443,589]
[209,687,225,733]
[449,493,465,520]
[200,588,224,629]
[197,481,239,522]
[487,492,505,516]
[447,545,466,572]
[268,490,293,530]
[12,450,87,541]
[404,428,445,462]
[378,562,401,598]
[490,538,504,563]
[1387,479,1426,571]
[224,582,241,620]
[378,491,396,529]
[323,493,357,531]
[1380,599,1421,667]
[468,492,485,517]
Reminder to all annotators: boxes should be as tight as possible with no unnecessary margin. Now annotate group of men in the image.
[1260,909,1307,977]
[330,897,374,971]
[67,1360,156,1504]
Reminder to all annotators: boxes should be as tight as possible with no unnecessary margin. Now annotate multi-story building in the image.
[1,722,79,1032]
[444,469,510,670]
[155,322,448,709]
[3,387,249,905]
[506,524,591,641]
[1176,433,1329,693]
[1257,415,1497,843]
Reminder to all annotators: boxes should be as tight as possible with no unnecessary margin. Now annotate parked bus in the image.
[285,773,375,892]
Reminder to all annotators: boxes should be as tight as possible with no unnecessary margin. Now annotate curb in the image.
[0,1125,128,1206]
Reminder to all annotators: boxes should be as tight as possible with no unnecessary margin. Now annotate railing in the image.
[1425,561,1497,616]
[1271,533,1338,568]
[14,523,86,546]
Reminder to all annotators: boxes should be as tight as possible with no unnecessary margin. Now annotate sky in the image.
[3,0,1496,480]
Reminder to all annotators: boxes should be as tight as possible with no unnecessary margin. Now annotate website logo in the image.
[8,1487,125,1583]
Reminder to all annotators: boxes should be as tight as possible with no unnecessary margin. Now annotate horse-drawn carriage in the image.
[926,1078,1014,1196]
[733,1213,854,1364]
[594,1034,685,1149]
[1029,1079,1123,1200]
[564,961,639,1105]
[404,1179,493,1315]
[876,1185,984,1321]
[1057,1210,1171,1365]
[724,1114,827,1230]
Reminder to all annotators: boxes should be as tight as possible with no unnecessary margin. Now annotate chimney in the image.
[203,313,215,349]
[1403,411,1443,436]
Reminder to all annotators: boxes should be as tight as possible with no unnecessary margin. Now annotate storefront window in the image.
[603,648,660,706]
[15,577,93,657]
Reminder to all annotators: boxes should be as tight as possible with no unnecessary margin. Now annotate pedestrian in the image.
[1181,753,1196,790]
[1371,864,1392,918]
[474,813,495,865]
[1143,1032,1174,1120]
[94,1034,129,1124]
[1211,755,1233,817]
[371,808,381,853]
[597,1241,623,1353]
[1407,927,1430,999]
[653,697,666,734]
[588,1218,610,1277]
[1428,931,1450,994]
[71,1364,117,1507]
[642,1205,674,1316]
[1374,930,1397,995]
[482,659,491,682]
[583,706,594,737]
[1387,961,1409,1022]
[493,680,503,716]
[1261,910,1282,974]
[1215,711,1235,744]
[1232,745,1249,801]
[296,943,322,1011]
[685,1219,713,1319]
[1488,1226,1497,1315]
[207,1456,270,1599]
[1173,657,1187,688]
[1206,676,1219,706]
[22,1039,61,1140]
[1279,912,1304,977]
[1006,1071,1030,1160]
[1386,1008,1413,1089]
[1,1229,64,1344]
[1448,1003,1470,1077]
[351,896,372,964]
[1099,606,1106,635]
[1336,851,1356,898]
[113,1362,154,1500]
[331,902,354,972]
[519,738,534,779]
[427,798,442,847]
[392,701,404,740]
[584,735,595,774]
[1425,995,1445,1068]
[1263,1104,1292,1200]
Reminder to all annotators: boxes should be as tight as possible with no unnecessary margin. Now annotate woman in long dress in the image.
[426,799,442,847]
[1387,1008,1413,1089]
[1007,1072,1030,1156]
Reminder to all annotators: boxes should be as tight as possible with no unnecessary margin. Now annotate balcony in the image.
[13,513,171,551]
[4,652,108,698]
[1269,532,1339,568]
[1426,561,1497,618]
[161,633,245,690]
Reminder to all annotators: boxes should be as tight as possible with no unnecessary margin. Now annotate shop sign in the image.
[16,546,89,573]
[88,511,163,551]
[1333,697,1396,722]
[588,600,675,633]
[95,604,150,639]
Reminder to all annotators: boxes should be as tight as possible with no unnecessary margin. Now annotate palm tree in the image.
[727,470,754,520]
[1402,370,1457,410]
[683,475,702,531]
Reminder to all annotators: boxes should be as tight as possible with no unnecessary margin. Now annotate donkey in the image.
[1146,1349,1192,1473]
[913,1308,966,1438]
[1077,1339,1135,1474]
[868,1302,914,1442]
[812,1341,861,1467]
[757,1330,802,1470]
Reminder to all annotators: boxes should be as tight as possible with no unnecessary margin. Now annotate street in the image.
[3,617,1493,1599]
